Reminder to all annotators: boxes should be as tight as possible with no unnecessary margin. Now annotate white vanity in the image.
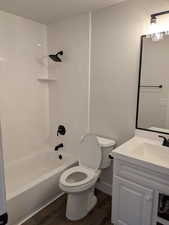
[111,133,169,225]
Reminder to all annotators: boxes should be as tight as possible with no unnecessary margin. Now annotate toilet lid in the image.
[79,134,101,170]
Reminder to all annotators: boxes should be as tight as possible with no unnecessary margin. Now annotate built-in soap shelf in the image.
[37,76,56,82]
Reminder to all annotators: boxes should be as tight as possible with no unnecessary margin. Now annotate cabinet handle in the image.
[145,195,152,201]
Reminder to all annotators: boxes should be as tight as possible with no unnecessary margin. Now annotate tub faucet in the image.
[159,135,169,147]
[54,143,64,151]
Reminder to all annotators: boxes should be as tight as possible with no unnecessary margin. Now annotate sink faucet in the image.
[159,135,169,147]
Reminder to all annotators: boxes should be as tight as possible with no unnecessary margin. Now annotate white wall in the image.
[91,0,169,145]
[0,11,49,165]
[47,14,90,158]
[90,0,169,193]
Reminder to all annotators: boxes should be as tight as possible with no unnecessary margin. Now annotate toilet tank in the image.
[96,136,116,169]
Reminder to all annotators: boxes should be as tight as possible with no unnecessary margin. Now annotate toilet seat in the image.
[59,134,101,193]
[60,166,98,187]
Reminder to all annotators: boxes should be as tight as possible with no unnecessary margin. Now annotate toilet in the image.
[59,134,116,221]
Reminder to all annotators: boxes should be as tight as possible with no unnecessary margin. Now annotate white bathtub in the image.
[4,150,76,225]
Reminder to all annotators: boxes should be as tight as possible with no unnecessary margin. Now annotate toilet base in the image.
[66,188,97,221]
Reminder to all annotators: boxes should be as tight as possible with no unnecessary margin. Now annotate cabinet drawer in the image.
[114,159,169,189]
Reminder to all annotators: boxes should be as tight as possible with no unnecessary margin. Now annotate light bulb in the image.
[147,17,164,41]
[151,32,164,41]
[148,22,158,34]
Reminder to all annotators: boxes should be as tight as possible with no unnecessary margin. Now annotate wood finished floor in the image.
[22,190,112,225]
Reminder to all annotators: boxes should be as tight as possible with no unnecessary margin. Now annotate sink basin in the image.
[129,143,169,167]
[112,136,169,173]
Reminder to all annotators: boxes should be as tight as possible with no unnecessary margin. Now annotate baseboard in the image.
[17,192,64,225]
[96,181,112,196]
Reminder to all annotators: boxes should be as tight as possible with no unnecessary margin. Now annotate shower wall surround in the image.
[0,11,49,164]
[47,13,90,158]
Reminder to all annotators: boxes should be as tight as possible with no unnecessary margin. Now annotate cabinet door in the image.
[112,177,153,225]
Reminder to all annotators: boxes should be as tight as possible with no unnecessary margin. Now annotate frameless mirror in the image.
[136,33,169,135]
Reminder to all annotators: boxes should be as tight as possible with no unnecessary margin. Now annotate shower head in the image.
[49,51,63,62]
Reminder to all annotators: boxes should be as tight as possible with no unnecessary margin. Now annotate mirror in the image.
[136,33,169,135]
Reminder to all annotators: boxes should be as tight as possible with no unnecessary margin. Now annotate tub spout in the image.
[54,143,64,151]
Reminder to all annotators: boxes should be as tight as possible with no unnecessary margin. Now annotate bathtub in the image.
[4,150,76,225]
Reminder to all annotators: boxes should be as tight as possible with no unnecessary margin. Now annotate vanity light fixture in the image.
[148,10,169,41]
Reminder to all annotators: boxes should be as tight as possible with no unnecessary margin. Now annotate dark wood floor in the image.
[22,190,112,225]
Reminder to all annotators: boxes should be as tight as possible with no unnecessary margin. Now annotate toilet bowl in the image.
[59,166,100,193]
[59,134,116,221]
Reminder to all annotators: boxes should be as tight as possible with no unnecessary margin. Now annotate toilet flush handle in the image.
[109,154,113,160]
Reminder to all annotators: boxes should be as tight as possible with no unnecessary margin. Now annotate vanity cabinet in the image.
[112,158,169,225]
[113,177,153,225]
